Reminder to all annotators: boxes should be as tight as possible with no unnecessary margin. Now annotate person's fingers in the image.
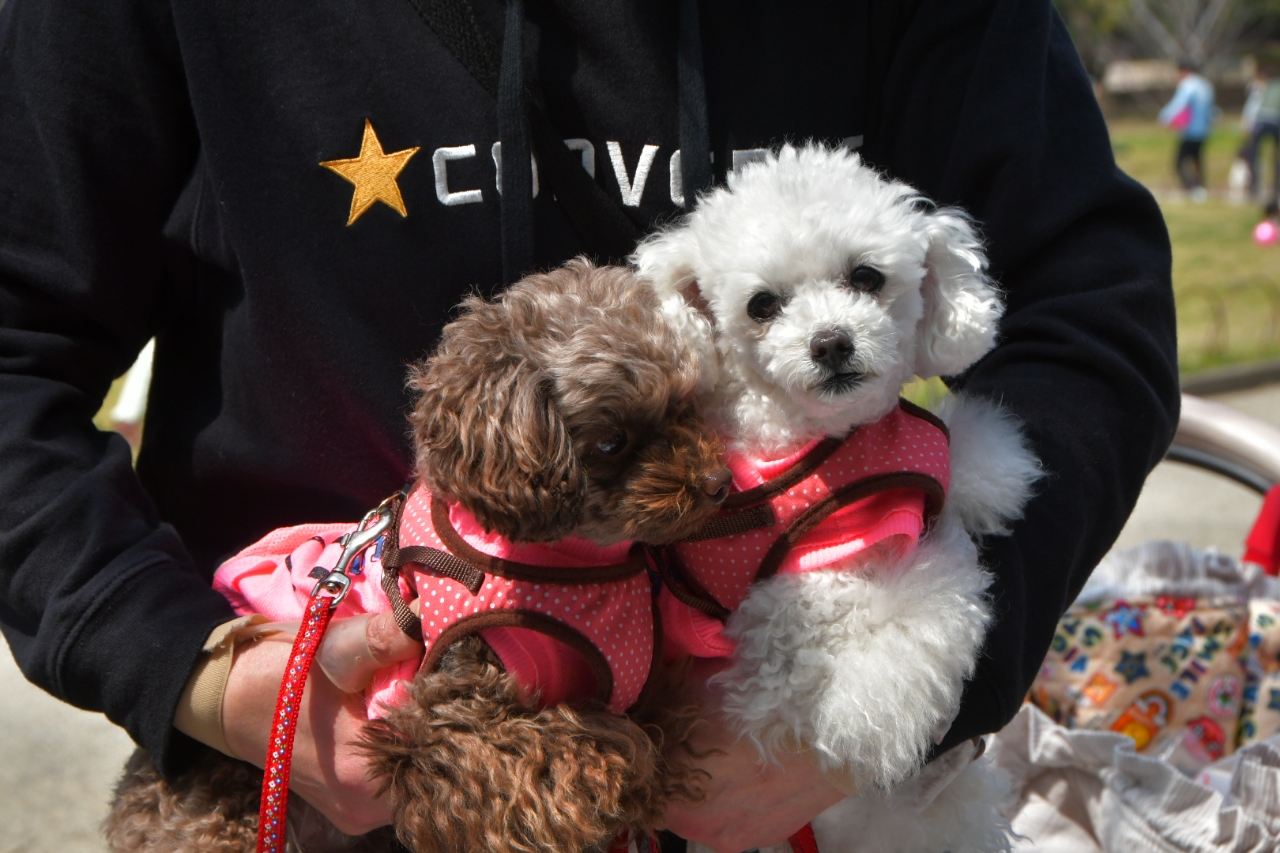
[316,614,381,692]
[365,602,423,665]
[316,604,423,693]
[223,632,393,834]
[659,656,843,852]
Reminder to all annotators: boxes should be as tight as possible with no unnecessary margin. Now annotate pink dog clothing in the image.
[214,486,658,717]
[661,400,950,659]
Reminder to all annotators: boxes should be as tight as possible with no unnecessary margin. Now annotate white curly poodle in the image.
[634,143,1042,853]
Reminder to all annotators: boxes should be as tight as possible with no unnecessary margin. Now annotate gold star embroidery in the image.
[320,119,420,225]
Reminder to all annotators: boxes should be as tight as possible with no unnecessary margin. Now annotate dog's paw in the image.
[936,393,1041,537]
[362,637,673,853]
[714,516,993,790]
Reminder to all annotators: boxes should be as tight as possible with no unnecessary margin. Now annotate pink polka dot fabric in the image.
[214,522,419,719]
[674,403,951,614]
[212,491,656,718]
[401,490,656,714]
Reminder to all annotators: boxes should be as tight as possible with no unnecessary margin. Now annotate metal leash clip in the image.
[309,489,405,609]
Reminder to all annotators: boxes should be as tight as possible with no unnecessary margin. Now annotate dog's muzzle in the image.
[810,329,864,394]
[810,329,854,371]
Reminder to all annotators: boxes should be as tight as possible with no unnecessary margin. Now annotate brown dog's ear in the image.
[407,296,584,542]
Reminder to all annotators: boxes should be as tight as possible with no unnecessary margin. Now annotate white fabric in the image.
[1076,540,1280,606]
[990,704,1280,852]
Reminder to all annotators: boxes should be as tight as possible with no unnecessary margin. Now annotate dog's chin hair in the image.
[810,758,1015,853]
[712,514,992,791]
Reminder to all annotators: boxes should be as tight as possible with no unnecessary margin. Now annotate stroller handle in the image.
[1168,393,1280,494]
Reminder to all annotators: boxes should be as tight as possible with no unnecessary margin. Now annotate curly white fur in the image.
[939,394,1042,537]
[634,144,1002,456]
[634,143,1039,848]
[715,512,991,789]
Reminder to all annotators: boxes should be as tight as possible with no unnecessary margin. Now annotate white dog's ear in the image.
[675,277,716,325]
[632,230,692,296]
[632,229,717,326]
[913,207,1003,378]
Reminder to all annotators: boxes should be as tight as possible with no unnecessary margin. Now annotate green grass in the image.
[1109,116,1280,373]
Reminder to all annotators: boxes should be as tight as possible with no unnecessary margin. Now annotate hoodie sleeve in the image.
[863,0,1179,753]
[0,0,235,773]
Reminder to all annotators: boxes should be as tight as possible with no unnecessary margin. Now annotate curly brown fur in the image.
[106,260,723,853]
[106,747,261,853]
[105,746,397,853]
[408,258,727,545]
[363,638,702,853]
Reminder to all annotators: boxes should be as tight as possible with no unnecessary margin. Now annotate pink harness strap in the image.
[397,489,658,713]
[214,488,661,716]
[662,401,951,659]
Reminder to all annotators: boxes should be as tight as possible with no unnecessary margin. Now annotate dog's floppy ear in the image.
[912,206,1003,378]
[633,230,722,395]
[408,296,585,542]
[632,230,715,321]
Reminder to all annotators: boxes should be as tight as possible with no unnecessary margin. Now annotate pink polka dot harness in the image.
[387,487,659,714]
[664,400,951,620]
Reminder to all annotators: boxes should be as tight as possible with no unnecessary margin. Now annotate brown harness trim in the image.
[430,494,649,583]
[421,609,615,707]
[374,490,424,640]
[651,545,732,621]
[680,504,775,542]
[720,436,844,510]
[379,568,423,640]
[898,397,951,440]
[394,545,486,594]
[754,471,947,582]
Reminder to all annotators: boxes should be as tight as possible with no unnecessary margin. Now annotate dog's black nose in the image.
[703,467,733,502]
[810,330,854,370]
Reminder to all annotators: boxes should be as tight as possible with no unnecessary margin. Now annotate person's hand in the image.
[662,659,845,853]
[221,610,423,835]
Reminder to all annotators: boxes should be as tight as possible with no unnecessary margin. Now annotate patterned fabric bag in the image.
[1031,541,1280,773]
[1238,599,1280,746]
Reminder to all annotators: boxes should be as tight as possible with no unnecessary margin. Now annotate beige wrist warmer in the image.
[173,614,270,757]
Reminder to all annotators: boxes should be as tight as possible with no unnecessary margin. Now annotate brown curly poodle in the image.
[105,260,728,853]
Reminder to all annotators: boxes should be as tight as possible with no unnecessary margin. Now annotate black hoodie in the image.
[0,0,1177,783]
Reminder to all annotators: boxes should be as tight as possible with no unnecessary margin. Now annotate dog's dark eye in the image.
[846,265,886,294]
[746,291,782,323]
[596,430,628,455]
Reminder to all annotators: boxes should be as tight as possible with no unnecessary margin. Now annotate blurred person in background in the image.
[1242,63,1280,218]
[1160,59,1216,202]
[1230,66,1267,204]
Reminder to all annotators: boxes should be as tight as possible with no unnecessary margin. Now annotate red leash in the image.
[788,823,820,853]
[255,496,400,853]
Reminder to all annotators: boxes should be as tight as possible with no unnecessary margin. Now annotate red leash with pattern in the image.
[254,497,399,853]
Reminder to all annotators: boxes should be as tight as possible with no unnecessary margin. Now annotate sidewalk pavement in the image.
[5,384,1280,852]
